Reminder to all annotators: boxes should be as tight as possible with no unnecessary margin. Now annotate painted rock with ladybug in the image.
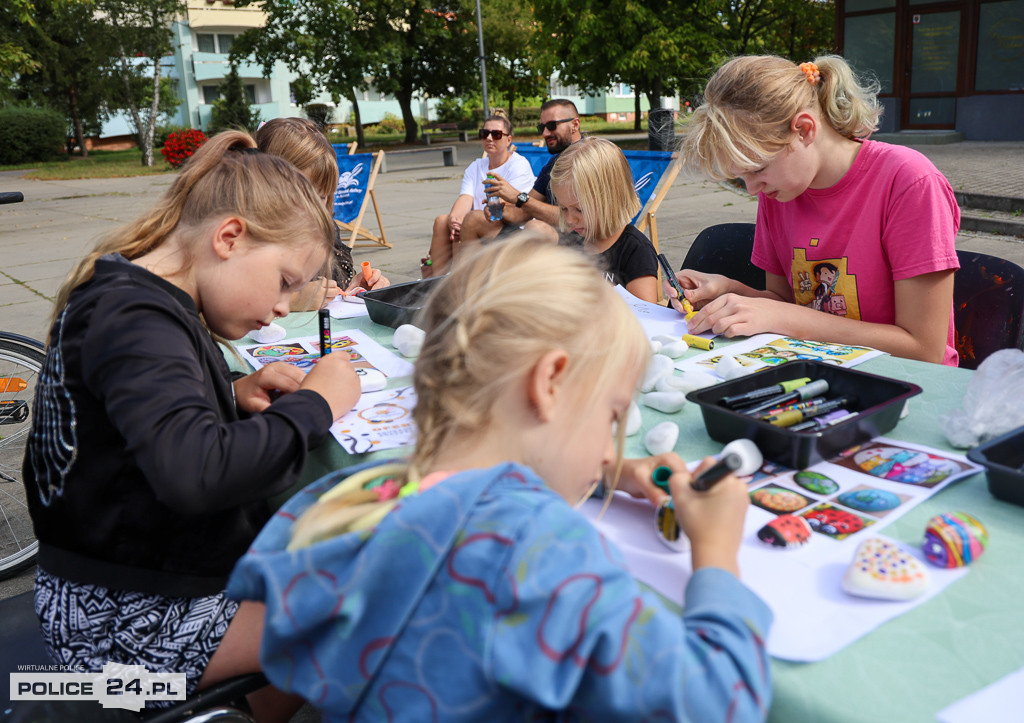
[757,514,812,549]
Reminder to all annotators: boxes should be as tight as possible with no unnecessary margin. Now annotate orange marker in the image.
[361,261,374,285]
[0,377,27,393]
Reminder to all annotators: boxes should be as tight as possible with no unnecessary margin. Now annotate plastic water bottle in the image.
[486,194,503,222]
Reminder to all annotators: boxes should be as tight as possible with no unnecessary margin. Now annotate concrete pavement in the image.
[2,138,1023,342]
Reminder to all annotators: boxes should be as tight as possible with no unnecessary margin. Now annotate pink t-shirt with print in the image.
[752,139,961,366]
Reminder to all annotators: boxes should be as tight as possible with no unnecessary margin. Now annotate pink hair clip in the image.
[372,479,402,501]
[799,62,820,86]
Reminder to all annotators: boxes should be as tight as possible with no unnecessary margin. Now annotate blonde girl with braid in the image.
[670,55,960,365]
[229,235,773,722]
[25,130,360,719]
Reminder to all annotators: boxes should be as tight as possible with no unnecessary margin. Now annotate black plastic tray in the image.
[361,277,444,328]
[686,360,922,469]
[967,425,1024,507]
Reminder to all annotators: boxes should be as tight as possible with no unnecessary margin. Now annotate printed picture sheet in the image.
[580,437,981,662]
[238,328,413,379]
[673,333,886,379]
[330,385,417,454]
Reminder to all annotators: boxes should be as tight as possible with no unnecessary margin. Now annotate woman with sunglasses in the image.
[422,109,536,277]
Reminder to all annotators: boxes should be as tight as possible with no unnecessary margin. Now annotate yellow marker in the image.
[684,310,698,323]
[681,297,694,314]
[682,334,714,350]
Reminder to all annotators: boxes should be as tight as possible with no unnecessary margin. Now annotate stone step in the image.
[960,207,1024,238]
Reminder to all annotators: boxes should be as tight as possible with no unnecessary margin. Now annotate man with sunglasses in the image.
[459,99,583,246]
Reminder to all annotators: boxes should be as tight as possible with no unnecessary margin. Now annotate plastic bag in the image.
[943,349,1024,448]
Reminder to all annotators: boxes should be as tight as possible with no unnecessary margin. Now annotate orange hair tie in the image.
[799,62,820,86]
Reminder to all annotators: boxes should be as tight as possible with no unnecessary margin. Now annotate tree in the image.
[533,0,701,122]
[0,0,41,86]
[209,63,261,133]
[235,0,479,145]
[479,0,555,119]
[232,0,372,147]
[13,0,112,157]
[94,0,187,167]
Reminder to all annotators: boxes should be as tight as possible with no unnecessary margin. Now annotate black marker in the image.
[657,253,693,313]
[690,452,744,491]
[736,379,830,416]
[318,308,331,357]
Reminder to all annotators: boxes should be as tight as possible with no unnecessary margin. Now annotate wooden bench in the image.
[421,122,469,145]
[379,145,458,173]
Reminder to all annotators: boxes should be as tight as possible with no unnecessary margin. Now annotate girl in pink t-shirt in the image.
[669,55,960,366]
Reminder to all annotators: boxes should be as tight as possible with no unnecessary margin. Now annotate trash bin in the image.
[648,107,676,152]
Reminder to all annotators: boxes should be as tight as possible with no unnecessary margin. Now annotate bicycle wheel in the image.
[0,337,43,578]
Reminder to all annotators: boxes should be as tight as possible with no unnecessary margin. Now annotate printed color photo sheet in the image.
[330,386,417,455]
[238,328,413,380]
[673,333,886,380]
[581,437,981,662]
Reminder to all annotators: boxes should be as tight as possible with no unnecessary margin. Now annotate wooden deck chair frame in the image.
[633,151,680,257]
[346,141,358,155]
[338,150,390,249]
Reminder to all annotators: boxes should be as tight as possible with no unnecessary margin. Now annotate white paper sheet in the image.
[330,385,417,454]
[238,328,413,380]
[326,294,371,319]
[580,437,980,662]
[936,667,1024,723]
[612,285,714,341]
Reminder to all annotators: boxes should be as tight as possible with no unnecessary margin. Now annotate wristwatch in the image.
[515,191,530,208]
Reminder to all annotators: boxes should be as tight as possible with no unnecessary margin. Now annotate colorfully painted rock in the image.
[837,488,902,513]
[793,470,839,495]
[757,515,812,548]
[922,512,988,568]
[751,487,810,513]
[841,537,930,601]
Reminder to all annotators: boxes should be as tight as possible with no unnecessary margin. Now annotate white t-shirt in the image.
[459,153,536,211]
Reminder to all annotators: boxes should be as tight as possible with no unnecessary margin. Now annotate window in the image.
[844,13,896,94]
[202,86,220,104]
[976,0,1024,91]
[245,85,256,104]
[195,33,235,54]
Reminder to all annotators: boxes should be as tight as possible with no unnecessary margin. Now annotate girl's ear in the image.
[792,112,817,146]
[527,349,569,423]
[210,217,247,260]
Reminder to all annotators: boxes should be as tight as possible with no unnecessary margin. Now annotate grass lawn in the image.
[0,148,176,181]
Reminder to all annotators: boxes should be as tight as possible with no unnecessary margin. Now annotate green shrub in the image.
[369,112,405,135]
[305,103,333,128]
[0,107,66,165]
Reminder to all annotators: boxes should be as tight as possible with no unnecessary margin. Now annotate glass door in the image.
[905,9,961,127]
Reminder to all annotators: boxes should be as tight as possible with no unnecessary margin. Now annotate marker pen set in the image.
[720,376,859,431]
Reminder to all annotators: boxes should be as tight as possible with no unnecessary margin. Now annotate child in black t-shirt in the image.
[550,137,659,302]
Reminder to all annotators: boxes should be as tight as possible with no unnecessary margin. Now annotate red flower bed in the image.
[161,129,208,169]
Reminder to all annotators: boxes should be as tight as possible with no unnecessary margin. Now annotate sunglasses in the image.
[537,118,575,134]
[478,128,507,140]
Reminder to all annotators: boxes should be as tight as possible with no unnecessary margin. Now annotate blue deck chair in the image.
[332,142,358,156]
[334,148,390,249]
[511,144,553,175]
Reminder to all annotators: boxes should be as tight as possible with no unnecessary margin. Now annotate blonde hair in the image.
[484,108,512,135]
[289,234,651,549]
[549,137,640,244]
[49,130,335,338]
[681,55,882,181]
[256,116,339,202]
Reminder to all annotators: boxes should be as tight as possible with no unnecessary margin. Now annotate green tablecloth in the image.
[236,310,1024,723]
